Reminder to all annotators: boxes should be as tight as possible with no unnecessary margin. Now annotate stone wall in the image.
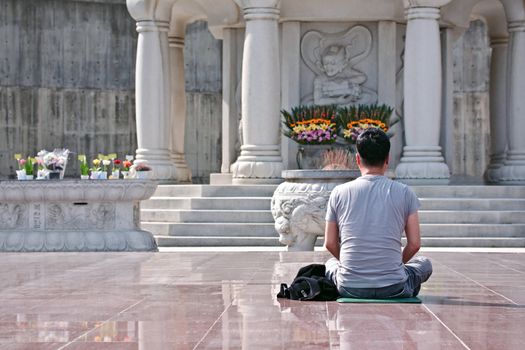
[0,0,137,178]
[451,20,491,178]
[184,21,222,184]
[0,1,223,182]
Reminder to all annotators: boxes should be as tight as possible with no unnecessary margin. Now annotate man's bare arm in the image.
[402,212,421,264]
[324,220,340,260]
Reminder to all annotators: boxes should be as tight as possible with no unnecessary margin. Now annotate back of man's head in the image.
[356,128,390,167]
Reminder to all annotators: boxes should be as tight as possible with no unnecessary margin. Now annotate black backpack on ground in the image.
[277,263,339,301]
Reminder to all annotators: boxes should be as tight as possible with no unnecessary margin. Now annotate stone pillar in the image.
[231,0,283,184]
[485,37,508,183]
[395,4,450,183]
[221,28,238,174]
[168,35,192,182]
[281,21,301,170]
[499,21,525,184]
[127,0,178,181]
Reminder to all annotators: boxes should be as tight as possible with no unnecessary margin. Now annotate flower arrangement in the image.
[91,159,101,172]
[39,149,69,171]
[339,104,395,144]
[281,105,338,145]
[133,163,152,172]
[35,149,69,179]
[122,160,132,171]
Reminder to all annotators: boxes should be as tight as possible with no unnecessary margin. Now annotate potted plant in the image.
[90,158,105,179]
[121,159,132,179]
[132,163,152,179]
[24,157,34,180]
[111,159,121,179]
[14,154,32,180]
[78,154,90,179]
[281,105,340,169]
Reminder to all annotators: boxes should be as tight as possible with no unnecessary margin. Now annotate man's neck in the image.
[360,167,386,176]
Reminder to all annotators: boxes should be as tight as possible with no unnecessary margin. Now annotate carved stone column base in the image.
[171,154,192,183]
[499,151,525,184]
[395,146,450,184]
[231,145,283,183]
[136,148,176,181]
[485,153,506,183]
[231,161,283,184]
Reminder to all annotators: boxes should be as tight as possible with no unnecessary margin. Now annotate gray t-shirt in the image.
[325,175,420,288]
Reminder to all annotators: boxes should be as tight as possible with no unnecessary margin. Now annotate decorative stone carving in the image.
[0,204,28,229]
[271,170,360,251]
[301,26,377,105]
[0,180,158,252]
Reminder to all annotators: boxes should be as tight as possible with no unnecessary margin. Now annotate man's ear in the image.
[356,153,361,166]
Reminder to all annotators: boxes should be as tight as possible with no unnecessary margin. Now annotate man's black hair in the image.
[356,128,390,167]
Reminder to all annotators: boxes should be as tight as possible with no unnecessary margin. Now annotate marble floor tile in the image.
[0,251,524,349]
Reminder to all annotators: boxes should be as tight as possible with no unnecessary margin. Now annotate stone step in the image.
[412,186,525,198]
[156,236,525,248]
[418,237,525,247]
[143,221,524,240]
[142,222,276,237]
[419,198,525,210]
[153,184,278,198]
[156,236,281,247]
[420,224,525,237]
[141,197,272,210]
[419,211,525,224]
[141,209,274,223]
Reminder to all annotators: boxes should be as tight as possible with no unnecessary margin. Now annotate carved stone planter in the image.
[271,169,360,251]
[0,180,159,252]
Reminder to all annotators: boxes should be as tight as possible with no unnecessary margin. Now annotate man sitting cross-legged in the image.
[324,128,432,299]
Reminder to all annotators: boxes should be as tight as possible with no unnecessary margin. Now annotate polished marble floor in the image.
[0,250,524,349]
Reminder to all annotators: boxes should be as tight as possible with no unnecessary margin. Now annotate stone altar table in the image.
[271,170,360,251]
[0,180,158,252]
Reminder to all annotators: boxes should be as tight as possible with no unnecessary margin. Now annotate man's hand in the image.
[403,212,421,264]
[324,220,340,260]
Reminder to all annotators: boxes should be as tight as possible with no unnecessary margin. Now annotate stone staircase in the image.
[140,185,525,248]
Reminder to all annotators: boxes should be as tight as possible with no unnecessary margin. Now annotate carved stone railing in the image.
[0,180,158,252]
[271,170,360,251]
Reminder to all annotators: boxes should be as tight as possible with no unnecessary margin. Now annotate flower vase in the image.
[16,170,26,180]
[25,175,34,180]
[121,171,130,179]
[111,170,120,180]
[135,171,150,180]
[80,175,90,180]
[49,171,61,180]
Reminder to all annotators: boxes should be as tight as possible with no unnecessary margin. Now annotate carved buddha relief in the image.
[301,26,377,105]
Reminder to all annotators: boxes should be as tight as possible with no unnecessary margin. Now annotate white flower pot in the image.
[111,170,120,179]
[90,171,107,180]
[121,171,130,179]
[135,171,150,180]
[80,175,90,180]
[16,170,26,180]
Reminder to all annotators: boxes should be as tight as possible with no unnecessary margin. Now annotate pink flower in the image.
[18,159,26,166]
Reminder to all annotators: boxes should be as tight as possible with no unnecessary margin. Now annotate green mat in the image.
[337,297,422,304]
